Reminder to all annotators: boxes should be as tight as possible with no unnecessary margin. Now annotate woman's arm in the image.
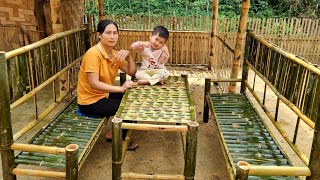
[87,72,133,93]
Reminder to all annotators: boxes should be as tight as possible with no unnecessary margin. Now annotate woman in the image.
[77,20,137,149]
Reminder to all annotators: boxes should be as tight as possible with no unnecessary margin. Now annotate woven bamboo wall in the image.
[43,0,84,35]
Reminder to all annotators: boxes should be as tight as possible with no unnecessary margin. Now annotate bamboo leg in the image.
[307,117,320,180]
[66,144,79,180]
[184,121,199,180]
[112,117,123,180]
[120,72,126,86]
[203,78,211,123]
[236,161,250,180]
[0,52,16,180]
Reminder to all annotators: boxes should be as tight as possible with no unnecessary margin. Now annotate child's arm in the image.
[158,45,170,64]
[131,41,150,52]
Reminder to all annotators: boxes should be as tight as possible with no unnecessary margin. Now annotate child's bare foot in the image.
[158,80,164,85]
[137,80,150,85]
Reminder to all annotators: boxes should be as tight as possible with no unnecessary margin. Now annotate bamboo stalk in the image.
[246,60,315,129]
[66,144,79,180]
[210,79,242,83]
[229,0,250,93]
[112,117,123,180]
[11,143,65,155]
[121,172,184,179]
[203,78,210,123]
[12,168,65,178]
[183,121,198,180]
[0,51,16,180]
[249,165,310,176]
[121,123,188,132]
[235,161,250,180]
[5,27,86,60]
[98,0,105,21]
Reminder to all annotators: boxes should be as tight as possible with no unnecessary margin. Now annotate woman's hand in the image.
[121,80,134,92]
[116,49,130,61]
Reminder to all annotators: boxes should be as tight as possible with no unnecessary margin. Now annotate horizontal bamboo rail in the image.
[248,30,320,76]
[12,168,66,178]
[244,80,310,165]
[210,79,242,83]
[246,60,315,129]
[249,165,311,176]
[5,27,86,60]
[121,172,185,180]
[119,28,209,34]
[121,123,188,132]
[11,143,65,155]
[10,56,83,110]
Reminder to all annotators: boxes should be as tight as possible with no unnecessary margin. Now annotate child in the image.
[131,26,170,85]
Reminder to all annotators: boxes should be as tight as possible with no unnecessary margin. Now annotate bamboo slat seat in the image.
[112,75,198,180]
[15,99,107,169]
[207,93,295,179]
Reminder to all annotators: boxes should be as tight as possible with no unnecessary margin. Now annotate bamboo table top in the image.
[117,76,195,124]
[209,93,296,179]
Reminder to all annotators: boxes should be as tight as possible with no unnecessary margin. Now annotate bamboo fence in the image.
[98,15,320,66]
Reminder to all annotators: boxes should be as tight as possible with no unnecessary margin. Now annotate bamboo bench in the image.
[203,30,320,179]
[111,75,199,180]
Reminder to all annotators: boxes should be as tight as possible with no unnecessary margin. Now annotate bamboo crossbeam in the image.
[10,56,83,110]
[249,165,311,176]
[248,30,320,76]
[11,143,65,155]
[245,80,310,165]
[121,172,185,180]
[246,60,315,129]
[5,27,86,60]
[210,79,242,83]
[121,123,188,132]
[12,168,66,178]
[13,87,75,141]
[119,28,210,34]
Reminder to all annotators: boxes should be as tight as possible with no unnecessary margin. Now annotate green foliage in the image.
[87,0,319,18]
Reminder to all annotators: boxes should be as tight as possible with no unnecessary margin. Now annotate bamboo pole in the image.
[50,0,64,33]
[249,165,311,176]
[98,0,105,21]
[11,143,65,155]
[5,27,86,60]
[0,52,16,180]
[112,117,123,180]
[183,121,198,180]
[229,0,250,93]
[308,115,320,179]
[121,172,184,179]
[121,123,188,132]
[66,144,79,180]
[246,60,315,129]
[203,78,210,123]
[209,0,219,70]
[235,161,250,180]
[12,168,65,178]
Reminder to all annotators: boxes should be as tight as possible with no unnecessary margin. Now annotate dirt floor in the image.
[0,69,313,180]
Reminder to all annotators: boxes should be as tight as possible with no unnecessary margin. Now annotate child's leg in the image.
[148,69,169,85]
[136,69,152,85]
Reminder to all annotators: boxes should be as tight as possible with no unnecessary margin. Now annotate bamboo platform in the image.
[208,93,295,179]
[15,100,106,169]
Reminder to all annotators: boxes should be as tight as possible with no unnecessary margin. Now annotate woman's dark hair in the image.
[97,20,119,34]
[152,26,169,41]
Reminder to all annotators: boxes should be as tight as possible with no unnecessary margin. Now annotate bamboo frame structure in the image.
[66,144,79,180]
[229,0,250,93]
[112,75,198,180]
[12,168,66,178]
[11,143,65,155]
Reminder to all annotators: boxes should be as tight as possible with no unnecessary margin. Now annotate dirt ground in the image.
[0,70,313,180]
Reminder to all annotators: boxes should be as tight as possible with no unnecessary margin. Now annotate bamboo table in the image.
[112,75,198,180]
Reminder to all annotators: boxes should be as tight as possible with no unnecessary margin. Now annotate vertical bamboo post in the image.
[236,161,250,180]
[241,32,250,93]
[229,0,250,93]
[307,114,320,180]
[120,72,126,86]
[203,78,211,123]
[0,52,16,180]
[112,117,123,180]
[209,0,219,70]
[66,144,79,180]
[184,121,199,180]
[98,0,105,21]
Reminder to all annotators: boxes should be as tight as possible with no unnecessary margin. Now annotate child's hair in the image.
[97,19,119,34]
[152,26,169,41]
